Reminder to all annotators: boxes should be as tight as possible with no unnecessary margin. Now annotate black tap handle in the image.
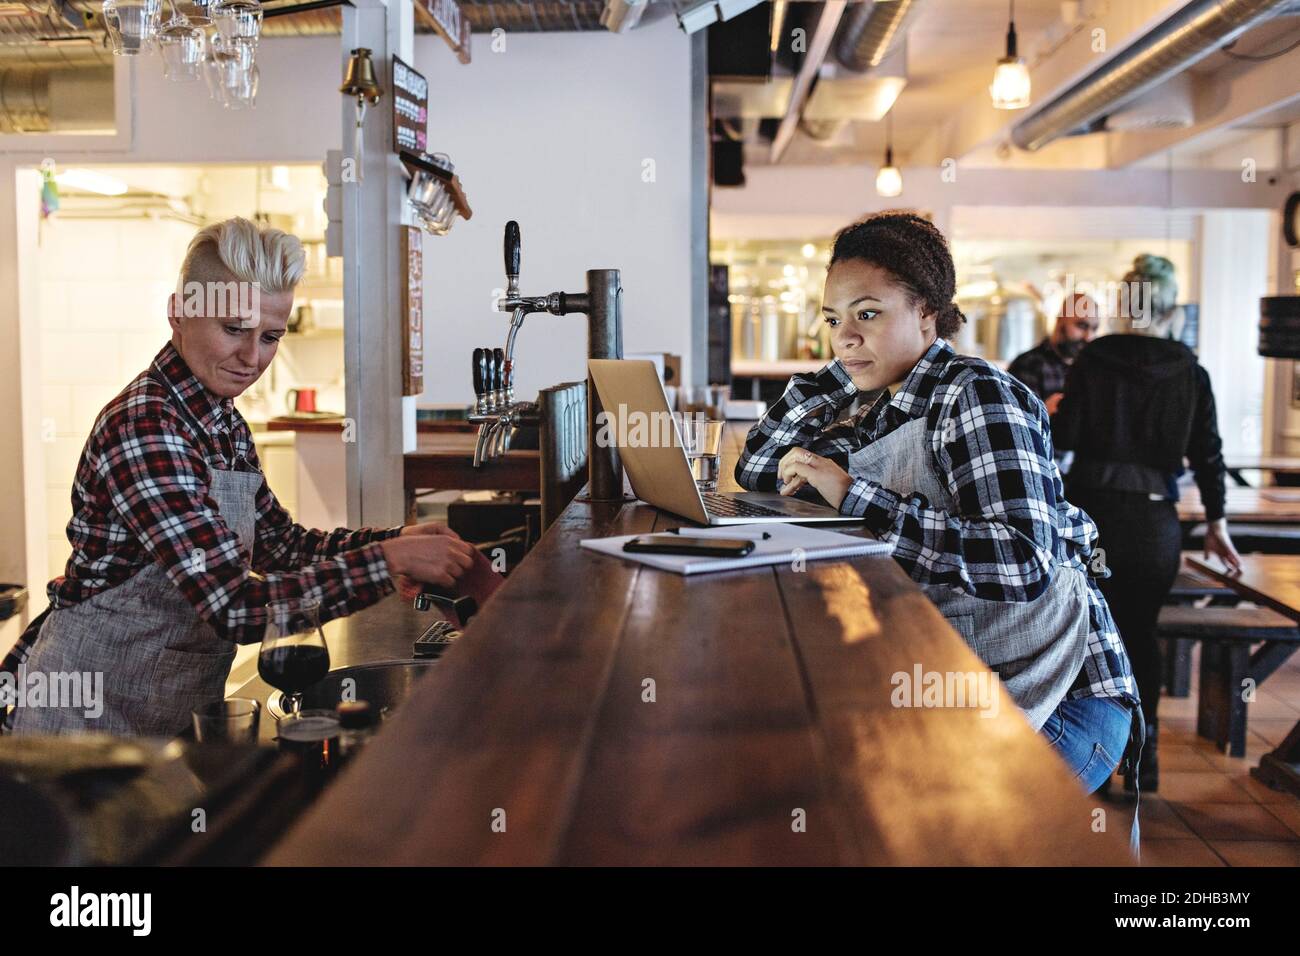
[414,587,478,624]
[472,347,485,397]
[493,348,505,392]
[504,221,520,281]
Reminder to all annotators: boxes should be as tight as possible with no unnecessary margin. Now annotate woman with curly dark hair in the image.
[736,212,1141,798]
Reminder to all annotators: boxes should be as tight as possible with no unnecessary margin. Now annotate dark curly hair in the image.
[828,212,967,339]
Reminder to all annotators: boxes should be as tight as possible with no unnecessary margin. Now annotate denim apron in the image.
[7,375,260,738]
[847,415,1090,732]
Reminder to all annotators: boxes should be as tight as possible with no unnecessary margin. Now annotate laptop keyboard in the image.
[702,492,788,518]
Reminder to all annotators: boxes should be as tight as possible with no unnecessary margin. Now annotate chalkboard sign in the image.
[392,56,428,155]
[402,226,424,396]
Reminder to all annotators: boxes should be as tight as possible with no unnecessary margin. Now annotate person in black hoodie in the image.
[1054,254,1241,794]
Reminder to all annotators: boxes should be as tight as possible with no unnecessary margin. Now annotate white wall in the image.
[1197,210,1272,460]
[410,19,695,404]
[33,213,199,588]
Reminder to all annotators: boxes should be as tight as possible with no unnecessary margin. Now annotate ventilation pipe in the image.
[1011,0,1292,152]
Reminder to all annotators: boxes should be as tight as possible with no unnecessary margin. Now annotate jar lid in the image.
[337,700,373,729]
[277,713,340,743]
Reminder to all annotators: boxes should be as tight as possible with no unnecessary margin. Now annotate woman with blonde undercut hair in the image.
[1054,254,1240,794]
[3,217,477,737]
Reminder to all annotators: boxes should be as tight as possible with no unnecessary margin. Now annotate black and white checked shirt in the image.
[736,338,1139,707]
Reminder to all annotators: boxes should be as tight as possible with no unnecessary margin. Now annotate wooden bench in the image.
[1155,604,1300,756]
[1161,564,1236,698]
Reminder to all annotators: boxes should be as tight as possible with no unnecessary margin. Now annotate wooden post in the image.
[341,0,415,528]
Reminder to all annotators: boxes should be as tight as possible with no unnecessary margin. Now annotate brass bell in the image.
[340,47,382,104]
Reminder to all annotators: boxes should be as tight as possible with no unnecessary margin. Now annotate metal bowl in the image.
[266,659,436,721]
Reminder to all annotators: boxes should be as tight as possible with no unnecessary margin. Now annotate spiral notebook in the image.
[580,522,892,576]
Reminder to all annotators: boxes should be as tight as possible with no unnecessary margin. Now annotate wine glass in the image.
[259,598,330,720]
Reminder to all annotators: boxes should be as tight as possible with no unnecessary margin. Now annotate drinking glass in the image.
[680,384,731,419]
[157,16,205,81]
[102,0,163,56]
[212,0,262,44]
[258,598,329,720]
[192,698,260,743]
[674,414,724,492]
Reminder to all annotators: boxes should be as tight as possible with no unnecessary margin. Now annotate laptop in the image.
[588,359,852,526]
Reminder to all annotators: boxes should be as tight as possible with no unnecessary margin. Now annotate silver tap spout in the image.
[473,421,496,468]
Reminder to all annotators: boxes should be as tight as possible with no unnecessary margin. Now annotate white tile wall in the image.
[36,217,191,576]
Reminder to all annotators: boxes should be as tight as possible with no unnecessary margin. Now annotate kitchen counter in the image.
[262,448,1132,865]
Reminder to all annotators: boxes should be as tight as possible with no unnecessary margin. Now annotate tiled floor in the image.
[1100,645,1300,866]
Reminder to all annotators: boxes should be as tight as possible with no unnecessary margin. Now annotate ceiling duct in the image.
[1011,0,1292,152]
[1106,72,1195,131]
[0,44,113,133]
[834,0,919,72]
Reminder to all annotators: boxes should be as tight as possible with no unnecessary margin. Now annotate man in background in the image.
[1009,292,1100,415]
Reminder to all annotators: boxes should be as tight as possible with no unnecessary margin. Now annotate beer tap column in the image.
[492,221,624,501]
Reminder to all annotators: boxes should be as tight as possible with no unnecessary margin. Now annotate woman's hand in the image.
[1204,518,1242,575]
[777,448,853,511]
[380,533,477,589]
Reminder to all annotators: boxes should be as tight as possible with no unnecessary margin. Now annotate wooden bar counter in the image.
[266,435,1132,866]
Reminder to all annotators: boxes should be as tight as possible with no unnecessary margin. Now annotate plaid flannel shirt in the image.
[736,338,1138,707]
[1006,336,1070,403]
[4,343,399,669]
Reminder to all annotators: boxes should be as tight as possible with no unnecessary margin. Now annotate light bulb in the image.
[876,165,902,198]
[990,57,1031,110]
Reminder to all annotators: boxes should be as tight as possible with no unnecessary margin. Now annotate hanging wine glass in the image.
[102,0,163,56]
[202,40,227,104]
[157,14,206,81]
[211,0,262,45]
[225,62,260,110]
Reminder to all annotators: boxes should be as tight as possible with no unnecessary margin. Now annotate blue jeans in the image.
[1040,695,1132,794]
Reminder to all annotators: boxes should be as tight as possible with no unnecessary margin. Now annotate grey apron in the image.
[8,381,261,738]
[849,416,1089,731]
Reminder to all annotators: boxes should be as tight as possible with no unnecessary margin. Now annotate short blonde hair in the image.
[180,216,306,294]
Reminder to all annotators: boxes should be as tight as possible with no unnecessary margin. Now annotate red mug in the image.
[286,388,317,413]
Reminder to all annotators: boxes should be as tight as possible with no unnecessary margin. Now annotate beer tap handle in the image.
[493,348,505,398]
[470,348,486,400]
[472,347,486,399]
[504,221,520,290]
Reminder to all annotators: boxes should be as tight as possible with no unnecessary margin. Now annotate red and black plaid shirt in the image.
[6,342,398,664]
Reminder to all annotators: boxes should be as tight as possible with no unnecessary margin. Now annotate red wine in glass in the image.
[258,645,330,698]
[260,599,329,718]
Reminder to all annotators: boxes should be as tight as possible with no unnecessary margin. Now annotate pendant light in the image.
[989,0,1031,110]
[875,108,902,198]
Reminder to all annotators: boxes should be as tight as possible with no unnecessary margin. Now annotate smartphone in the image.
[623,534,755,558]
